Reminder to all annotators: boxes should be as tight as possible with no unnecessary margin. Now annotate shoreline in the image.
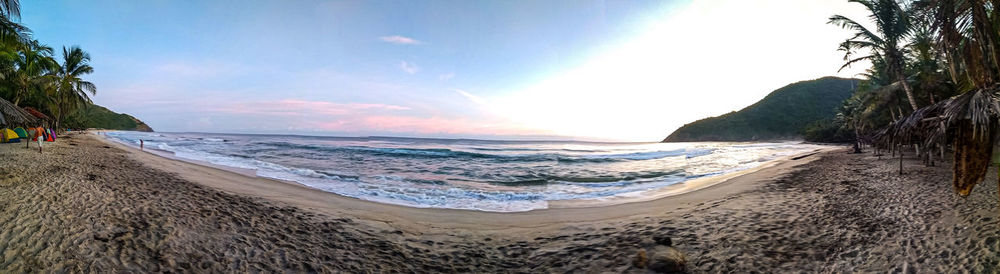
[6,130,998,272]
[93,131,829,231]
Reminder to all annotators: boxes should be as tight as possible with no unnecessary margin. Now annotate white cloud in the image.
[453,89,487,105]
[379,35,423,45]
[439,72,455,81]
[398,61,420,74]
[488,0,872,141]
[154,61,246,78]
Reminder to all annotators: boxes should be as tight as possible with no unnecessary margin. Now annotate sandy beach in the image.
[0,132,997,272]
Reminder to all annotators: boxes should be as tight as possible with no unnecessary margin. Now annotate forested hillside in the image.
[663,77,858,142]
[63,104,153,131]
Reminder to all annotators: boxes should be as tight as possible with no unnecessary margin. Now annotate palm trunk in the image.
[938,0,963,85]
[12,86,24,106]
[53,98,63,131]
[853,129,862,153]
[899,74,919,111]
[969,1,1000,87]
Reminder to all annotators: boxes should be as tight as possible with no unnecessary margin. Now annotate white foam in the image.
[103,131,827,212]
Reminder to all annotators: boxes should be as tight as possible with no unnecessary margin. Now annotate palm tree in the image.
[0,0,27,49]
[916,0,1000,89]
[6,40,56,106]
[49,46,95,130]
[876,0,1000,199]
[0,0,18,19]
[0,0,28,80]
[830,0,921,111]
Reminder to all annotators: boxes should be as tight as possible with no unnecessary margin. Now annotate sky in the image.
[21,0,872,142]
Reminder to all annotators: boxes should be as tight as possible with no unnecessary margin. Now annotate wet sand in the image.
[0,132,998,272]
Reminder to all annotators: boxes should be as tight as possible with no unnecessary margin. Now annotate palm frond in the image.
[829,15,887,45]
[0,96,36,126]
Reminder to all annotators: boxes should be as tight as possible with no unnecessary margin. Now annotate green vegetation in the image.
[0,0,148,131]
[63,104,153,131]
[825,0,1000,198]
[663,77,859,142]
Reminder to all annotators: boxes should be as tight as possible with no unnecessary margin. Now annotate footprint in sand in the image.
[0,170,19,187]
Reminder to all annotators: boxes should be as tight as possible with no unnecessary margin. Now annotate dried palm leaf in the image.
[0,97,36,126]
[940,87,1000,195]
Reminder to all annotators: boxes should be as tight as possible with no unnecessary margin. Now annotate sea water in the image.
[105,131,824,212]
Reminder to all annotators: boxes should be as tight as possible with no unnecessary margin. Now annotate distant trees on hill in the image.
[663,77,859,142]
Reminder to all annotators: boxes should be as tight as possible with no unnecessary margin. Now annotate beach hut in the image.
[886,87,1000,197]
[22,107,51,128]
[0,97,38,128]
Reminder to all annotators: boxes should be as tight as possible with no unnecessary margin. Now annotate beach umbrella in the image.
[0,97,38,127]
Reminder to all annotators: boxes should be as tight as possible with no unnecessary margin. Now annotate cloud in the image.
[194,98,538,136]
[310,115,537,136]
[438,73,455,81]
[398,61,420,74]
[488,0,873,141]
[209,99,411,117]
[453,89,487,105]
[379,35,423,45]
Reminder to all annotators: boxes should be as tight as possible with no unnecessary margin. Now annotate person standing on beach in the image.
[31,126,43,153]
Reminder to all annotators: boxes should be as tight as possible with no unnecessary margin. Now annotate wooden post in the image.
[926,144,931,166]
[994,146,1000,207]
[899,145,904,175]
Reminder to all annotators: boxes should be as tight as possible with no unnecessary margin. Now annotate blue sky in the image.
[21,0,869,141]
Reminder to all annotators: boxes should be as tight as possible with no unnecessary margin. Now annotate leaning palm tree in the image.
[48,46,95,130]
[830,0,921,111]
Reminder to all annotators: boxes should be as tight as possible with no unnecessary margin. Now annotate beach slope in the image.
[0,133,997,272]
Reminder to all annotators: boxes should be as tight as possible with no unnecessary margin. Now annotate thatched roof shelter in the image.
[0,97,37,127]
[874,86,1000,150]
[884,85,1000,196]
[23,107,50,121]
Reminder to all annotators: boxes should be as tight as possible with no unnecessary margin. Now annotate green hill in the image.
[663,77,858,142]
[63,104,154,132]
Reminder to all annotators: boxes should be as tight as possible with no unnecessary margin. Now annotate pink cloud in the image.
[321,115,540,136]
[184,98,549,137]
[208,99,410,117]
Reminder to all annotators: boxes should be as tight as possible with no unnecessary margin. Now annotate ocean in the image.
[104,131,824,212]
